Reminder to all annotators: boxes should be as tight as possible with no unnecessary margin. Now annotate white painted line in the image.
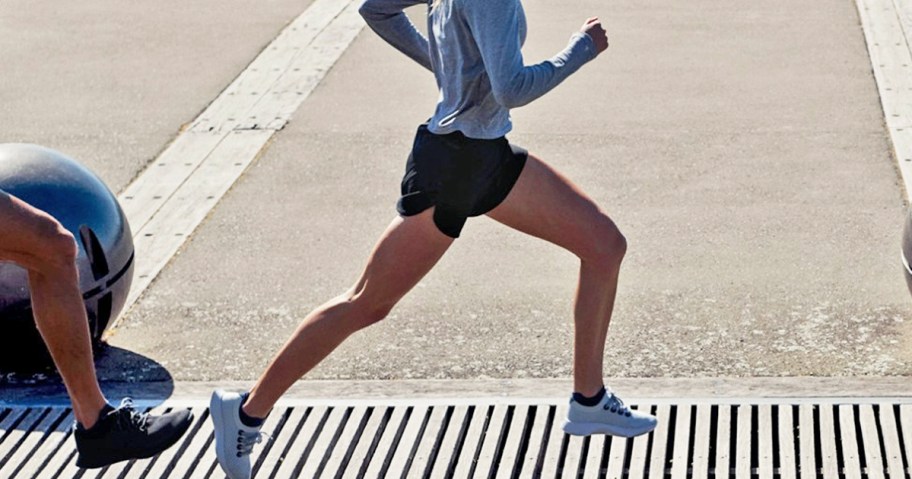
[451,403,490,478]
[757,405,774,479]
[690,404,712,479]
[878,405,906,479]
[297,405,348,477]
[169,406,216,478]
[900,405,912,478]
[839,405,862,479]
[648,404,671,479]
[859,405,886,479]
[713,405,732,479]
[625,405,650,479]
[411,405,448,475]
[272,405,329,478]
[189,0,356,133]
[321,404,368,476]
[11,410,73,479]
[362,406,408,478]
[561,434,584,479]
[126,129,272,310]
[384,404,429,477]
[583,434,605,479]
[0,408,46,472]
[818,406,840,479]
[521,405,549,476]
[672,405,693,479]
[798,404,816,479]
[777,406,797,479]
[856,0,912,199]
[735,405,751,479]
[119,132,225,233]
[476,404,509,477]
[604,429,627,479]
[499,404,530,478]
[342,405,387,476]
[107,0,366,335]
[436,405,470,476]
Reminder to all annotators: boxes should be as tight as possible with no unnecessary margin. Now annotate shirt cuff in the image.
[572,31,599,63]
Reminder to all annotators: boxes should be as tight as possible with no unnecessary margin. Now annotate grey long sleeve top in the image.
[359,0,598,139]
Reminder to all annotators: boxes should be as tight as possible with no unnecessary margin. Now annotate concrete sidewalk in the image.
[97,0,912,383]
[1,0,910,396]
[0,0,308,192]
[4,0,912,476]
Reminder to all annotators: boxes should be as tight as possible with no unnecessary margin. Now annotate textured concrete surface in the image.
[102,0,912,383]
[0,0,907,386]
[0,0,308,193]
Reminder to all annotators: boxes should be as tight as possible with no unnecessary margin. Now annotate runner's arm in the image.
[359,0,433,71]
[466,0,597,108]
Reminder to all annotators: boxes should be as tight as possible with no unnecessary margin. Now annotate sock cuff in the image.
[572,386,607,407]
[238,392,266,428]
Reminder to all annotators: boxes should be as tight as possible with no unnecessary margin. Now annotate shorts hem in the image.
[468,146,527,217]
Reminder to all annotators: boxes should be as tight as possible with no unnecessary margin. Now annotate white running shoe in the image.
[210,390,265,479]
[563,390,657,437]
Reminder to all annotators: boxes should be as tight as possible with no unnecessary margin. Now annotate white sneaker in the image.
[563,390,657,437]
[210,390,265,479]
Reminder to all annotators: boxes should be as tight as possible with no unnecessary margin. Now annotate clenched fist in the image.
[581,17,609,55]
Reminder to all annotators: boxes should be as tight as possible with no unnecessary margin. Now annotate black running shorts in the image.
[396,123,528,238]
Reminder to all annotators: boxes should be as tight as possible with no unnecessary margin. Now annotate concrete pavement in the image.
[1,0,910,385]
[105,0,912,382]
[0,0,308,192]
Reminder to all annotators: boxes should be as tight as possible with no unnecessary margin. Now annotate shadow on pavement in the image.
[0,344,175,413]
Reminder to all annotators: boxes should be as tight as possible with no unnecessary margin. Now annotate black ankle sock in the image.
[238,393,266,427]
[572,387,606,407]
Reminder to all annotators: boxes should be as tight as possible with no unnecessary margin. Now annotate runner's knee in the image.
[345,290,396,329]
[32,218,78,273]
[582,216,627,268]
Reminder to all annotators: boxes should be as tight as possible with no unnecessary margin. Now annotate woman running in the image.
[211,0,656,476]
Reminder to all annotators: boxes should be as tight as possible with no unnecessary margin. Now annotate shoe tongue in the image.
[607,394,626,411]
[94,404,119,424]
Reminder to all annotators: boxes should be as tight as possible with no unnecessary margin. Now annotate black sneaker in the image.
[74,398,194,469]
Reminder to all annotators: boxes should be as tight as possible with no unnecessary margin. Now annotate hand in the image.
[581,17,609,54]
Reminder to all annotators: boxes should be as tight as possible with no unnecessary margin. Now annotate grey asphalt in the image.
[0,0,309,192]
[4,0,912,384]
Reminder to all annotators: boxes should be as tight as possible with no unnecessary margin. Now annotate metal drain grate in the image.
[0,401,910,478]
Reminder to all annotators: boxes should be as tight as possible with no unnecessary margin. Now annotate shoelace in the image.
[236,430,271,457]
[110,398,150,432]
[603,393,633,417]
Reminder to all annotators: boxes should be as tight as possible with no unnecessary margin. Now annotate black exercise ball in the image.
[0,144,134,368]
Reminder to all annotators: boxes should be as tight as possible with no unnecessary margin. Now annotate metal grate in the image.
[0,401,910,478]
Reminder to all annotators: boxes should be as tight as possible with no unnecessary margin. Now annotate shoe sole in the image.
[75,412,195,469]
[562,419,657,438]
[210,391,254,479]
[210,391,228,471]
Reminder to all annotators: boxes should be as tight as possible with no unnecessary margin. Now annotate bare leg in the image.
[487,155,627,397]
[0,192,107,428]
[243,208,453,418]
